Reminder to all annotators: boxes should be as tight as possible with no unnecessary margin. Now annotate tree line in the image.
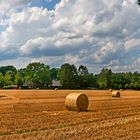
[0,62,140,90]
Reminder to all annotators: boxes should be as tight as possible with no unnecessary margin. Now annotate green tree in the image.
[50,68,60,80]
[24,62,51,88]
[97,69,112,89]
[0,73,4,88]
[110,73,129,89]
[14,72,24,88]
[78,65,93,89]
[125,84,129,89]
[60,63,78,89]
[4,71,13,86]
[78,65,88,75]
[0,66,17,75]
[38,68,52,88]
[91,74,98,88]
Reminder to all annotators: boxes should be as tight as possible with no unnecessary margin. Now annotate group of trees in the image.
[0,62,140,90]
[97,69,140,90]
[60,63,140,90]
[0,63,53,89]
[60,64,95,89]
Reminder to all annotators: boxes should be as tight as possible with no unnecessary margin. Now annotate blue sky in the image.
[0,0,140,73]
[30,0,61,10]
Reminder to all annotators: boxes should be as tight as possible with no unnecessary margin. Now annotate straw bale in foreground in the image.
[65,93,89,112]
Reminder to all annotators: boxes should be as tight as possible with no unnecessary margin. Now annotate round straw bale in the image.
[55,88,58,91]
[65,93,89,112]
[109,89,112,92]
[112,91,120,97]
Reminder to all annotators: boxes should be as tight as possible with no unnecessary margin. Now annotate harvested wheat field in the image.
[0,90,140,140]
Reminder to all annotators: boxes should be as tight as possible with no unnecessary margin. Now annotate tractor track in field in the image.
[0,112,140,140]
[0,112,140,135]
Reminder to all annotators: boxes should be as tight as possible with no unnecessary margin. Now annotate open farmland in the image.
[0,90,140,140]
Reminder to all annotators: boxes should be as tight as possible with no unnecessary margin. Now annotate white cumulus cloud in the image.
[0,0,140,73]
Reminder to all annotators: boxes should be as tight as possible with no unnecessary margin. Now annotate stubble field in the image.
[0,89,140,140]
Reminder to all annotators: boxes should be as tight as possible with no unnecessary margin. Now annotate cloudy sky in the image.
[0,0,140,73]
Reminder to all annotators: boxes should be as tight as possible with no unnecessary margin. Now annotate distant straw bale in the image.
[55,88,58,91]
[112,91,120,97]
[65,93,89,112]
[109,89,113,92]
